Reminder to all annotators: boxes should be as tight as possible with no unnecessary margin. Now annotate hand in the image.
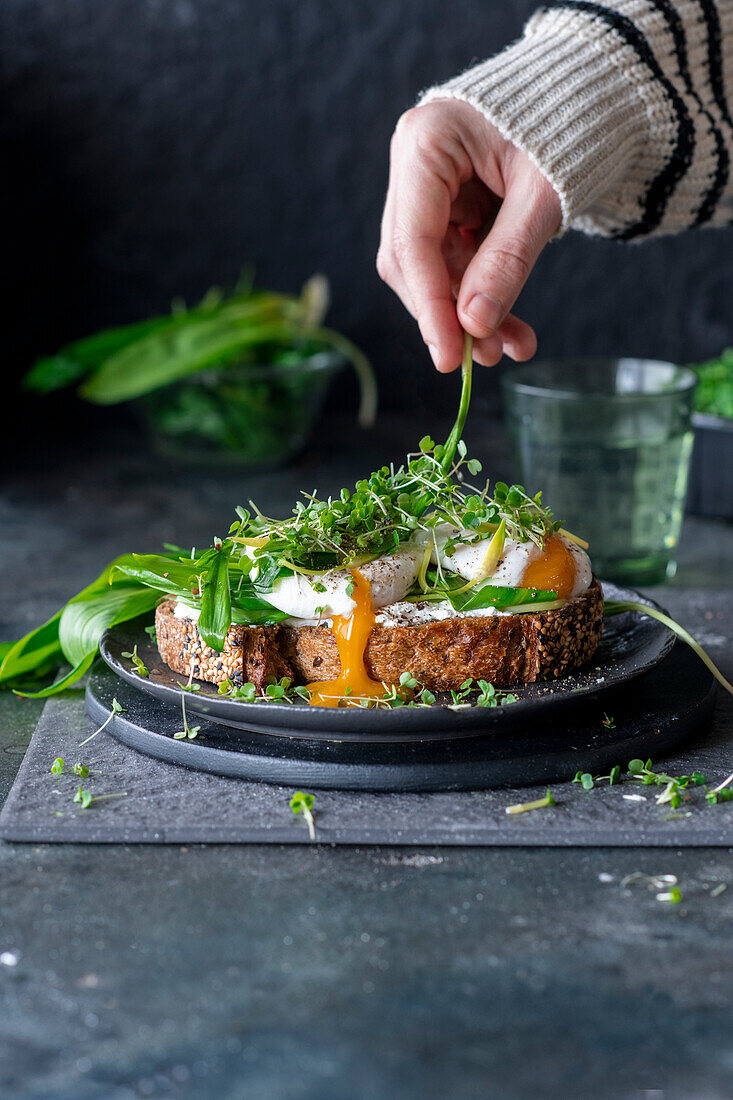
[377,99,562,372]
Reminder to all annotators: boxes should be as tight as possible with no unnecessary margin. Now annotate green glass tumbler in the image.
[501,358,697,585]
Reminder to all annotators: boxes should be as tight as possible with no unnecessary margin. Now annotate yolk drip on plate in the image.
[307,569,388,707]
[521,536,577,599]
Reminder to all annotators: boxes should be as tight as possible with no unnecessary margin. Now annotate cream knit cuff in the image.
[418,6,678,238]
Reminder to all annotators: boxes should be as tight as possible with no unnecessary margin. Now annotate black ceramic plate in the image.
[86,643,715,791]
[99,583,674,743]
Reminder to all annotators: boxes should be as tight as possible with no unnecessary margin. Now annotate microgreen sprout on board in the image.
[573,765,623,790]
[620,872,683,904]
[50,750,125,812]
[705,771,733,804]
[289,791,316,840]
[627,758,707,808]
[505,788,556,815]
[72,786,127,810]
[570,757,733,814]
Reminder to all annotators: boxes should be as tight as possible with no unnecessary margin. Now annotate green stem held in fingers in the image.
[604,600,733,698]
[441,332,474,472]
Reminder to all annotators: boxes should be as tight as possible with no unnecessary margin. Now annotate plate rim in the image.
[85,641,714,790]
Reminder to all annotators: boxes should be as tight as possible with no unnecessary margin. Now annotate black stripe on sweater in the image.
[554,0,695,238]
[646,0,728,226]
[696,0,733,131]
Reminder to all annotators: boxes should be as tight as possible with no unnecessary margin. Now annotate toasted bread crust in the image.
[155,579,603,693]
[155,605,291,693]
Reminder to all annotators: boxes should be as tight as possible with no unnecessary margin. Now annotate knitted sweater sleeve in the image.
[419,1,733,239]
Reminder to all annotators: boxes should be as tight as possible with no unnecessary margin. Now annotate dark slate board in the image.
[2,647,733,845]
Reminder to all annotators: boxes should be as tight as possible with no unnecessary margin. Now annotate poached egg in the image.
[423,524,591,599]
[263,547,422,623]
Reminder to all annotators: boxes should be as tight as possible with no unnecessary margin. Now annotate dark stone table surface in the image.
[2,417,733,1099]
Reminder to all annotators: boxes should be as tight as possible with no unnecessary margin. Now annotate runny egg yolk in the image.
[307,569,388,707]
[520,536,577,599]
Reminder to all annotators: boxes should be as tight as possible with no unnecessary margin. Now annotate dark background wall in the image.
[3,0,733,448]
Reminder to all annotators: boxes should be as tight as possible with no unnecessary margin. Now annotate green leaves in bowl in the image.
[690,349,733,420]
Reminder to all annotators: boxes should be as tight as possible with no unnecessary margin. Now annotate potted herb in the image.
[686,349,733,519]
[24,275,377,468]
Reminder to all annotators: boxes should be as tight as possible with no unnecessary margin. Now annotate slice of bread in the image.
[155,579,603,694]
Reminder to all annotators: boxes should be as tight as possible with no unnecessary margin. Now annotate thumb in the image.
[457,166,560,341]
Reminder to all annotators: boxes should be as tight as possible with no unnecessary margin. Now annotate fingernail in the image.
[464,293,503,334]
[427,343,441,368]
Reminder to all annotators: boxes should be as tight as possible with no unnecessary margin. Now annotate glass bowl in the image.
[139,349,346,469]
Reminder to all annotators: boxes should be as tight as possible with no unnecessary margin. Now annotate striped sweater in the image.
[420,0,733,239]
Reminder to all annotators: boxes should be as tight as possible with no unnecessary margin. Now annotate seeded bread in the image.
[155,579,603,693]
[154,605,291,693]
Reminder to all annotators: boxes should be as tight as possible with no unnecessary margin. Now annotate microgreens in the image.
[657,887,683,903]
[505,788,556,815]
[73,762,89,778]
[173,689,201,740]
[73,786,127,810]
[447,678,517,710]
[569,757,733,813]
[218,678,257,701]
[74,786,92,809]
[50,757,64,774]
[121,645,149,678]
[176,680,201,692]
[144,624,157,643]
[601,713,616,730]
[233,465,557,582]
[620,872,683,904]
[265,677,291,701]
[705,771,733,804]
[289,791,316,840]
[79,697,126,746]
[573,764,622,790]
[216,672,516,711]
[627,758,707,808]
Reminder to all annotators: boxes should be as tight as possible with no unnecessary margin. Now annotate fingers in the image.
[497,314,537,362]
[394,231,463,373]
[377,104,560,372]
[470,314,537,367]
[456,164,560,364]
[377,109,469,372]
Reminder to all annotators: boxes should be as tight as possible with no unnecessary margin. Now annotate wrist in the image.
[419,6,656,237]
